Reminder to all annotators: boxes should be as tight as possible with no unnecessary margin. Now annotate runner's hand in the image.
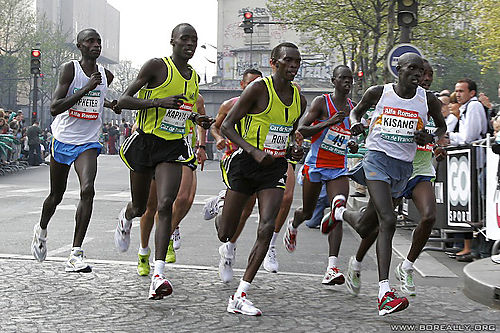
[347,140,359,154]
[85,72,102,91]
[197,147,207,170]
[290,145,304,161]
[195,115,215,130]
[294,130,304,146]
[414,130,432,146]
[251,149,275,166]
[350,122,366,136]
[434,146,447,161]
[156,94,187,109]
[105,100,121,114]
[216,138,226,150]
[326,110,348,126]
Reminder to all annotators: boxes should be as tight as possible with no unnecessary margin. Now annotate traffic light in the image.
[32,111,37,120]
[397,0,418,27]
[242,11,254,34]
[30,49,41,75]
[357,71,364,79]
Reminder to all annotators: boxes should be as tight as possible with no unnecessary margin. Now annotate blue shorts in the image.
[302,164,348,183]
[362,150,413,198]
[399,175,434,199]
[51,138,102,165]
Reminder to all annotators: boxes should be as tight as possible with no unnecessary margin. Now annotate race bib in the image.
[418,117,436,152]
[160,103,193,134]
[263,123,293,157]
[69,89,101,120]
[380,107,419,143]
[320,125,350,156]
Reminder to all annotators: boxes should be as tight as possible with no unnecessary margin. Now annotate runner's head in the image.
[76,28,101,59]
[240,69,262,90]
[419,59,433,90]
[396,53,424,89]
[270,42,301,81]
[331,65,353,95]
[170,23,197,61]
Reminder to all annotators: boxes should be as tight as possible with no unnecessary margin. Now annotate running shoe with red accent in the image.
[283,219,297,253]
[322,266,345,285]
[378,290,409,316]
[149,274,173,300]
[321,195,346,234]
[227,292,262,316]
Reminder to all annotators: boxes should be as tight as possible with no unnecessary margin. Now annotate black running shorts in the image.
[220,148,288,195]
[120,130,195,172]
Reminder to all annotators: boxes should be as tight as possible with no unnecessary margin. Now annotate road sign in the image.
[387,43,423,78]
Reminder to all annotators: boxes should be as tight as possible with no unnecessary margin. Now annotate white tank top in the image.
[366,84,428,162]
[51,60,108,145]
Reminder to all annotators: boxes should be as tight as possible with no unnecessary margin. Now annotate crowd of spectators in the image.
[99,118,132,155]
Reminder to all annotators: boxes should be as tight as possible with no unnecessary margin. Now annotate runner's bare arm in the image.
[290,94,308,161]
[116,58,185,110]
[297,95,346,138]
[221,80,272,165]
[195,94,208,166]
[103,69,120,113]
[211,99,233,150]
[415,92,447,146]
[349,85,384,135]
[50,62,101,116]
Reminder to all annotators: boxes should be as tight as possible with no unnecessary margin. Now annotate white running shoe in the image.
[172,227,181,250]
[283,219,297,253]
[114,206,133,252]
[203,190,225,220]
[322,266,345,285]
[31,224,47,262]
[395,262,416,296]
[148,274,173,300]
[227,292,262,316]
[65,249,92,273]
[218,243,235,283]
[263,245,279,273]
[345,256,361,295]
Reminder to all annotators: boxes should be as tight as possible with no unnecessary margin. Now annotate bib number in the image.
[320,125,350,155]
[380,107,419,143]
[263,123,293,157]
[160,103,193,134]
[69,89,101,120]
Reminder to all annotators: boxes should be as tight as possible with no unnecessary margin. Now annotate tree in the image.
[267,0,468,86]
[471,0,500,72]
[112,60,139,96]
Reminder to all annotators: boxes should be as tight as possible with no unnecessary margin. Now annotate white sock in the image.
[71,247,81,253]
[236,279,251,296]
[39,226,47,238]
[154,260,165,276]
[402,258,414,271]
[226,241,236,254]
[352,258,362,271]
[334,206,346,222]
[270,232,279,246]
[138,246,150,256]
[328,256,338,268]
[378,280,391,299]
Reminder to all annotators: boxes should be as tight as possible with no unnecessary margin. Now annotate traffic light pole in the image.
[32,74,38,121]
[400,26,411,43]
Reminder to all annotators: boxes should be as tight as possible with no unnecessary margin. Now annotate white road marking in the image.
[46,237,94,256]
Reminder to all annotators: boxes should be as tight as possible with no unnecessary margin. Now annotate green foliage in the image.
[471,0,500,72]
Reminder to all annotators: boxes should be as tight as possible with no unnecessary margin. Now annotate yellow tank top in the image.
[241,76,301,157]
[136,57,199,141]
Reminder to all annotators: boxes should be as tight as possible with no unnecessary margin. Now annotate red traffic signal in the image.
[244,11,253,20]
[357,71,364,78]
[31,49,41,58]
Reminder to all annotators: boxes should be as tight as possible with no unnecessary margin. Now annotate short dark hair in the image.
[171,23,195,39]
[457,78,477,96]
[77,28,99,43]
[332,65,351,78]
[242,68,263,79]
[271,42,298,60]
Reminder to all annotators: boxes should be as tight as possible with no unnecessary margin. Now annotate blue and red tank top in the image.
[304,94,353,169]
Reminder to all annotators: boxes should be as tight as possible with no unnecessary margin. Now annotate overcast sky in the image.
[107,0,218,83]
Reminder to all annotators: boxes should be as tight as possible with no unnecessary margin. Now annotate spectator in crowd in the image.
[0,116,8,134]
[449,78,487,145]
[119,118,126,147]
[447,92,461,132]
[27,120,43,166]
[107,124,119,155]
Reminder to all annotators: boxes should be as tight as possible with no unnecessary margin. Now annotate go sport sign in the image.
[387,43,423,78]
[447,149,472,228]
